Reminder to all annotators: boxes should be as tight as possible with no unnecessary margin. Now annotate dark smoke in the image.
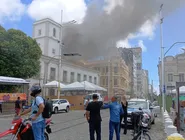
[63,0,185,60]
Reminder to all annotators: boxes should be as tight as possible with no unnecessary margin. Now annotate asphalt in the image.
[0,110,166,140]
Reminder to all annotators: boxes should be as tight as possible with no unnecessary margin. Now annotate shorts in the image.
[15,108,21,115]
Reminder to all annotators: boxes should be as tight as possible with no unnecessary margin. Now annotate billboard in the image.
[0,93,27,101]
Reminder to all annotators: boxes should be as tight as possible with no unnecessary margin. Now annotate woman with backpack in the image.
[19,85,45,140]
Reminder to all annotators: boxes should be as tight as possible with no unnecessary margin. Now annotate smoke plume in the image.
[63,0,185,59]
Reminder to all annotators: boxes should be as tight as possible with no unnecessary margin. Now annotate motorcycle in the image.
[131,108,151,140]
[0,117,52,140]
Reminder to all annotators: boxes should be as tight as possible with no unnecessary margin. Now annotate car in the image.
[51,99,70,114]
[152,101,161,117]
[122,98,155,129]
[84,93,104,103]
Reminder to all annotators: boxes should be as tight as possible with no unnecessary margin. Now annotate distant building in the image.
[118,48,137,96]
[130,47,143,97]
[29,18,100,97]
[158,52,185,95]
[85,53,130,98]
[141,69,149,98]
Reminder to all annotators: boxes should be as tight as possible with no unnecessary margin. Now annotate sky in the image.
[0,0,185,94]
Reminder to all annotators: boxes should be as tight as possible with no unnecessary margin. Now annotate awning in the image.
[172,86,185,94]
[172,96,185,101]
[80,81,107,91]
[0,76,29,85]
[44,81,65,88]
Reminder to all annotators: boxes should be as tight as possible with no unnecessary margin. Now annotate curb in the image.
[0,114,14,118]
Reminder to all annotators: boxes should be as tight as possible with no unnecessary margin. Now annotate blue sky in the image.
[1,0,185,92]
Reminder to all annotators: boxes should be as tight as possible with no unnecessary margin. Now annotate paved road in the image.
[0,110,166,140]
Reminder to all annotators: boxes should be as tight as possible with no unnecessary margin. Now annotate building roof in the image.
[33,18,61,27]
[0,76,29,85]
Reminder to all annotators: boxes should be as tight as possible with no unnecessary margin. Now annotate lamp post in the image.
[57,10,77,99]
[159,4,165,112]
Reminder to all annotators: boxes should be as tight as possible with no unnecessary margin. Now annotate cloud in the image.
[27,0,87,23]
[117,39,147,52]
[137,16,158,40]
[116,15,158,52]
[154,85,160,96]
[138,40,147,52]
[0,0,26,24]
[117,39,131,48]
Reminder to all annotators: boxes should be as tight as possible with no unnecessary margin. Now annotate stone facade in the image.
[85,55,130,98]
[158,53,185,94]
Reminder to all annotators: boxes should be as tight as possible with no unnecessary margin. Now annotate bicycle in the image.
[131,109,151,140]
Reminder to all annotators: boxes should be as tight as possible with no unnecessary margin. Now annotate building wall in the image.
[29,18,100,97]
[158,53,185,94]
[142,70,149,98]
[118,48,137,96]
[131,47,143,97]
[85,56,130,98]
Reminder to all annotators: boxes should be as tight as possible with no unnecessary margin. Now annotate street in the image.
[0,110,166,140]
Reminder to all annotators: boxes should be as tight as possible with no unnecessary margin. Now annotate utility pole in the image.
[159,4,165,112]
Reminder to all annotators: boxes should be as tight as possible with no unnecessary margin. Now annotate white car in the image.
[84,93,104,103]
[52,99,70,114]
[124,98,155,129]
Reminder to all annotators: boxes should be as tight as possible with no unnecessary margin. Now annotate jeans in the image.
[32,120,45,140]
[120,114,127,134]
[109,121,120,140]
[89,121,101,140]
[0,104,2,113]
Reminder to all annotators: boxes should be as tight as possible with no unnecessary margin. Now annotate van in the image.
[84,93,104,103]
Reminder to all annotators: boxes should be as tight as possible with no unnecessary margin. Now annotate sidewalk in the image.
[0,113,14,118]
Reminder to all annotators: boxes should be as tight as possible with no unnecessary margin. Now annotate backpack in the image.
[35,97,53,119]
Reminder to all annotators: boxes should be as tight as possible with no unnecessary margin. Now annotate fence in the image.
[157,95,173,112]
[0,101,15,115]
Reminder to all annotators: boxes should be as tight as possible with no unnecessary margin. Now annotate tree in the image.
[0,26,42,79]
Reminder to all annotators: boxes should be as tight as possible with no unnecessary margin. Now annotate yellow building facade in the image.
[85,56,130,98]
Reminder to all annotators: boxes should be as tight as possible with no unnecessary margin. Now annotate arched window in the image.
[53,28,56,37]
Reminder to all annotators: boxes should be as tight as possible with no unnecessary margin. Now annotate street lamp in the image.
[159,4,165,112]
[57,10,77,99]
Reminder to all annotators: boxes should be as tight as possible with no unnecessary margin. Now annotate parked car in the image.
[152,101,161,117]
[84,93,104,103]
[122,98,155,129]
[51,99,70,114]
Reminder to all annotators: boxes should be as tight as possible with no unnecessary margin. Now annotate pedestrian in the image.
[19,85,45,140]
[103,95,124,140]
[84,98,90,117]
[120,95,128,134]
[15,97,21,116]
[85,94,103,140]
[0,101,2,113]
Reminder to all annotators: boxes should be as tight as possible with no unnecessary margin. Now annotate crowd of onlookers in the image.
[84,94,128,140]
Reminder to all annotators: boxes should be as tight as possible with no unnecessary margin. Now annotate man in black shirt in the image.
[86,94,103,140]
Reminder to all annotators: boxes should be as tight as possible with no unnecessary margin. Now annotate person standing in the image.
[15,97,21,116]
[120,95,128,134]
[85,94,103,140]
[103,96,124,140]
[0,101,2,113]
[19,85,45,140]
[84,98,90,117]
